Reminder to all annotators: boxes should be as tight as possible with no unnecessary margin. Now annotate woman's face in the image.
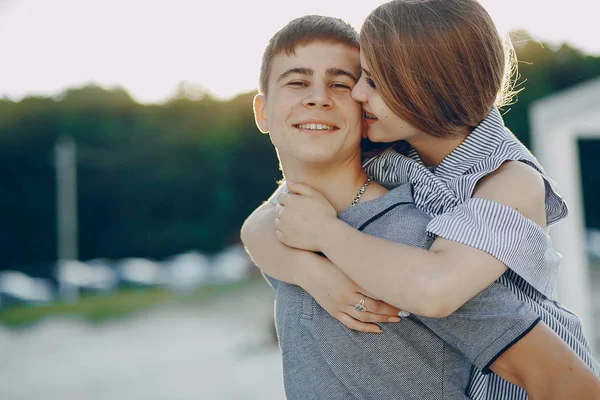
[352,51,423,144]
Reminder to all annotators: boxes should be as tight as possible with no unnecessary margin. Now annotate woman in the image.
[244,0,600,398]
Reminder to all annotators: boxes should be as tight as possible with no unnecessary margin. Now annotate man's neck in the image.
[281,157,369,213]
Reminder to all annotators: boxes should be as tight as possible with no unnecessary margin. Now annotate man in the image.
[243,15,599,399]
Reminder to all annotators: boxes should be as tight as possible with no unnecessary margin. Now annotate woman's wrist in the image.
[291,253,323,290]
[320,217,351,255]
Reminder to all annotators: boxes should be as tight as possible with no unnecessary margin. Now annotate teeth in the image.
[363,112,377,120]
[297,123,335,130]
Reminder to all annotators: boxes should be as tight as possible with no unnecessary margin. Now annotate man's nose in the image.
[302,85,332,108]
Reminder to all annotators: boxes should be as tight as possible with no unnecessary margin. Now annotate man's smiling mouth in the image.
[294,123,338,131]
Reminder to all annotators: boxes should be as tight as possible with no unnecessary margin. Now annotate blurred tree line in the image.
[2,36,600,277]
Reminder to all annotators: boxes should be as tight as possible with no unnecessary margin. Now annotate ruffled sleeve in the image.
[426,197,561,299]
[520,160,569,226]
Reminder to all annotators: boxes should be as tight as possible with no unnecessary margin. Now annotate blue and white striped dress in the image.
[363,107,600,399]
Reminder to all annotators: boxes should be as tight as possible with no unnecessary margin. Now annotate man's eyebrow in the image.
[277,67,313,82]
[326,68,358,82]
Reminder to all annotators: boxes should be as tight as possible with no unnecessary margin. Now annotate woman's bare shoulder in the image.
[472,160,547,228]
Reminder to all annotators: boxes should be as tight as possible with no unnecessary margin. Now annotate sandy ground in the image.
[0,280,284,400]
[1,272,599,400]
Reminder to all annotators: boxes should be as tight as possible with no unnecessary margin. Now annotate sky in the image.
[1,0,599,104]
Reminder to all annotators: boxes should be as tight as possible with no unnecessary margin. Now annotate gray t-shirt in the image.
[267,183,540,400]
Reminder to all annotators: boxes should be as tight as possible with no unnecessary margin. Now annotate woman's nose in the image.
[351,80,367,103]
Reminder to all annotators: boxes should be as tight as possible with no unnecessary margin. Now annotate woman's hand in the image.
[242,198,405,333]
[296,252,404,333]
[276,181,337,252]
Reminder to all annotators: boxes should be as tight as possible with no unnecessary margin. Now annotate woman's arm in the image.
[415,283,600,396]
[492,322,600,399]
[250,184,600,395]
[241,201,309,285]
[275,162,548,317]
[275,168,600,393]
[240,201,402,333]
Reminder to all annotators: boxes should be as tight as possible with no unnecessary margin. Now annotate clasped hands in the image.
[274,181,405,333]
[275,181,337,252]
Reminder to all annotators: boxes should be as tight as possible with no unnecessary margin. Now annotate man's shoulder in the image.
[338,182,415,222]
[350,184,431,248]
[365,200,430,231]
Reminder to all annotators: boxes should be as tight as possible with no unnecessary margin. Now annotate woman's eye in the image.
[366,77,376,89]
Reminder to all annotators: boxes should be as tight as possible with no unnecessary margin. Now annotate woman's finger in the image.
[277,192,291,206]
[275,203,285,216]
[355,296,402,316]
[336,312,383,333]
[365,297,400,315]
[346,306,401,323]
[286,180,316,196]
[275,229,286,243]
[354,296,409,320]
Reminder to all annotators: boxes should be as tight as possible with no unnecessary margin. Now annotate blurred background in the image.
[0,0,599,399]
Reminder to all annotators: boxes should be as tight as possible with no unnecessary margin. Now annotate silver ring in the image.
[397,311,411,317]
[354,298,367,312]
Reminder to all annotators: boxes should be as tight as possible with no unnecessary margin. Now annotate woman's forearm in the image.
[242,203,402,332]
[241,203,328,286]
[319,218,506,317]
[319,219,442,315]
[242,203,301,284]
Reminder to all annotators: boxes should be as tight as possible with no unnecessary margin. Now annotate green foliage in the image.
[1,84,280,275]
[1,36,599,277]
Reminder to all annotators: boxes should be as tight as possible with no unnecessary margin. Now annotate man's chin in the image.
[283,150,337,166]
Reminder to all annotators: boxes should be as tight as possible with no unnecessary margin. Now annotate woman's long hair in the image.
[360,0,519,138]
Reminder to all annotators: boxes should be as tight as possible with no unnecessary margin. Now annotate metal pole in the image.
[55,135,78,301]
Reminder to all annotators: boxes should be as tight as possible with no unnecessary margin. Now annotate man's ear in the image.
[253,94,269,134]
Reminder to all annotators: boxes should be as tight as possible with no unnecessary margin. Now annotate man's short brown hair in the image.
[259,15,359,95]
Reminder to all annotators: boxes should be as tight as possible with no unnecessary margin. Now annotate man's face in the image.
[254,42,363,166]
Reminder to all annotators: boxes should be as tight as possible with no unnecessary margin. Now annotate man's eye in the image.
[288,81,307,87]
[332,83,351,89]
